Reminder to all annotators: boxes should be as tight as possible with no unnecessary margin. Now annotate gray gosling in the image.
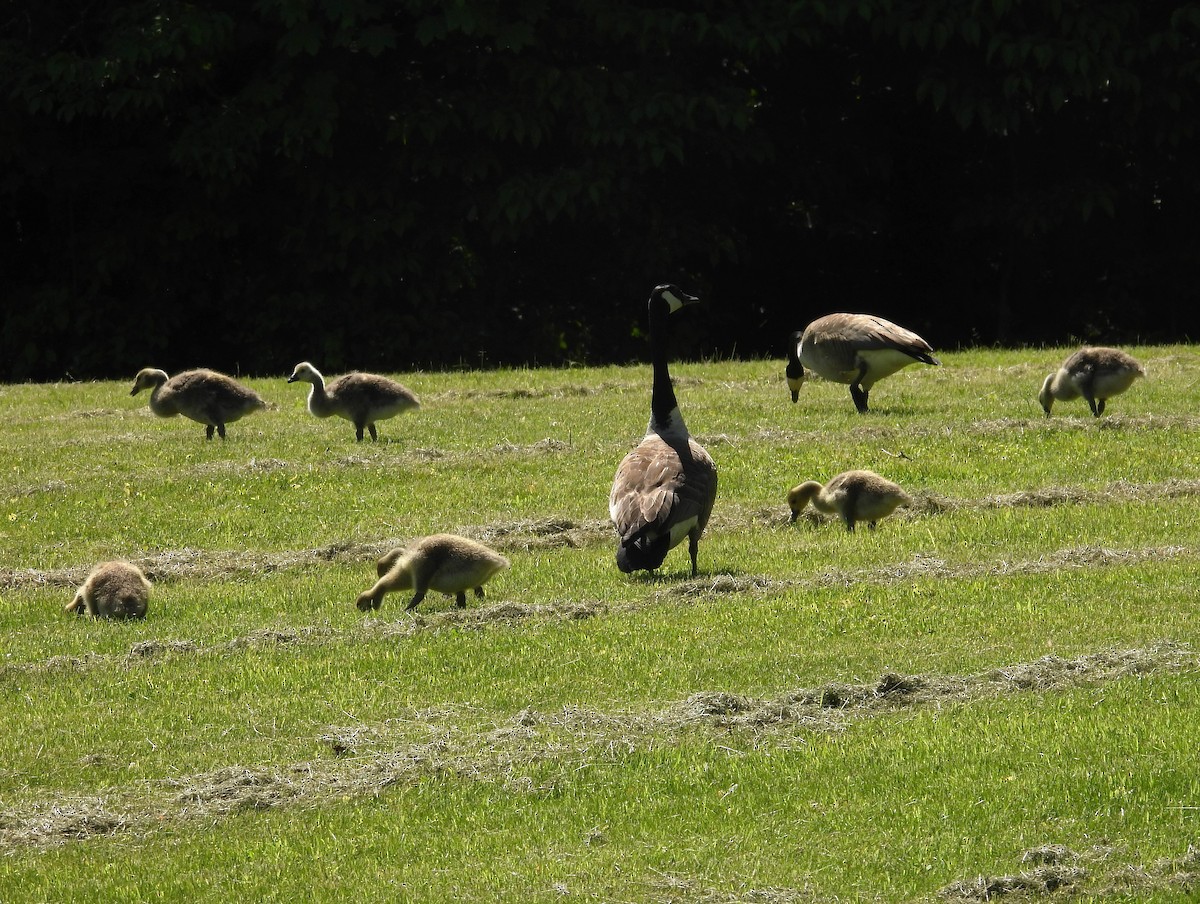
[288,361,420,442]
[131,368,266,439]
[609,285,718,577]
[356,534,510,612]
[787,469,911,532]
[65,561,151,620]
[1038,347,1146,417]
[786,314,940,413]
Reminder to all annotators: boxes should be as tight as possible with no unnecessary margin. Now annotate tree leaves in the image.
[2,0,1198,378]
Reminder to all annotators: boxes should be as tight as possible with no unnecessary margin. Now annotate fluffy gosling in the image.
[1038,347,1146,417]
[287,362,420,442]
[65,561,151,620]
[787,469,911,532]
[131,368,266,439]
[356,534,509,612]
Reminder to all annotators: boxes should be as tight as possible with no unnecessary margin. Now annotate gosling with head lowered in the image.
[787,469,911,532]
[131,367,266,439]
[65,561,151,620]
[1038,347,1145,417]
[288,361,420,442]
[786,314,940,413]
[356,534,509,612]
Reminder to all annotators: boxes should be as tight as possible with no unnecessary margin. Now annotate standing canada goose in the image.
[65,561,151,619]
[609,284,718,576]
[786,314,940,413]
[356,534,510,611]
[1038,347,1146,417]
[131,368,266,439]
[787,469,911,532]
[287,362,420,442]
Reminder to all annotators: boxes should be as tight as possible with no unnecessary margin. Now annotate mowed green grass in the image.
[2,346,1200,902]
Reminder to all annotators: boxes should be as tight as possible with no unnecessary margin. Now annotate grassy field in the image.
[2,345,1199,902]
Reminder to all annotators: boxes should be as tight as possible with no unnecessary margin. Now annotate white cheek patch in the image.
[662,289,683,311]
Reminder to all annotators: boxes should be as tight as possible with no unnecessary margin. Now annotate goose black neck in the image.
[649,297,679,431]
[785,330,804,380]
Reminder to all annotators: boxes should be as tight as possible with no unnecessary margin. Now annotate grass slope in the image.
[2,346,1199,902]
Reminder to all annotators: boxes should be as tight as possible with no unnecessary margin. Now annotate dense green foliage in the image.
[3,2,1200,380]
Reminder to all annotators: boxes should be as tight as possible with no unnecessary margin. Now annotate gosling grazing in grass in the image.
[1038,347,1146,417]
[65,561,151,620]
[786,314,940,413]
[287,362,420,442]
[356,534,510,612]
[131,368,266,439]
[787,469,911,532]
[609,285,718,577]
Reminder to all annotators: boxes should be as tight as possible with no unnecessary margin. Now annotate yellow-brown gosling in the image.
[64,561,151,619]
[356,534,509,612]
[131,368,266,439]
[287,361,420,442]
[787,469,911,532]
[1038,347,1145,417]
[786,314,940,413]
[609,285,718,576]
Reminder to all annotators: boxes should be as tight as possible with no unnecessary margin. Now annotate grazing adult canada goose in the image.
[786,314,940,413]
[609,284,718,576]
[287,361,420,442]
[1038,347,1146,417]
[130,368,266,439]
[356,534,510,612]
[64,561,151,620]
[787,469,911,532]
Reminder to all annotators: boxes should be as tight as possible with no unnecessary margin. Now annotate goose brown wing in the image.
[856,315,939,363]
[609,435,716,542]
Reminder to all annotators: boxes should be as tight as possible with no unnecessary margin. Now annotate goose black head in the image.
[649,284,700,314]
[785,330,806,402]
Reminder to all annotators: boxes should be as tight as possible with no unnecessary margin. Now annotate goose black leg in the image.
[850,385,870,413]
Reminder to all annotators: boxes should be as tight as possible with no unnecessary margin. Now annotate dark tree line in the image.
[3,1,1198,381]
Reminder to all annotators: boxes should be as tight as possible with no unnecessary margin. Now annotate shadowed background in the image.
[2,0,1197,381]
